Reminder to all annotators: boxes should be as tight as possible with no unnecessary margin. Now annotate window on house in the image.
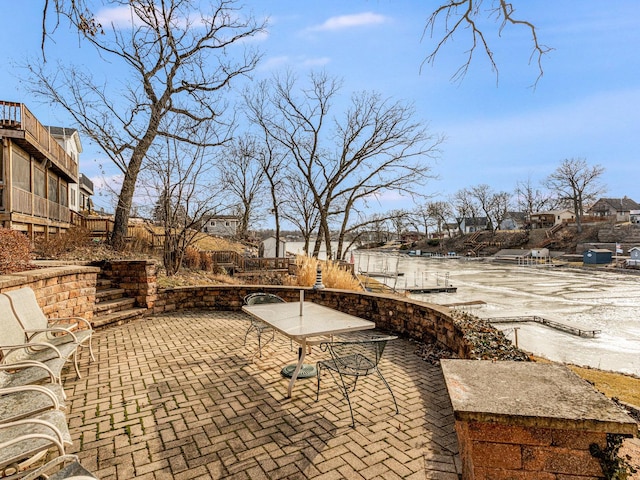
[12,149,30,191]
[211,221,216,226]
[34,168,45,197]
[48,174,58,202]
[225,221,230,227]
[69,185,77,208]
[59,183,68,207]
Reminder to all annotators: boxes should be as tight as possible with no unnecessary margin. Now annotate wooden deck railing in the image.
[0,101,78,179]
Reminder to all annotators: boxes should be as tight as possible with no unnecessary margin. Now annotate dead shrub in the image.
[200,251,213,271]
[183,247,201,269]
[34,226,92,259]
[0,228,33,274]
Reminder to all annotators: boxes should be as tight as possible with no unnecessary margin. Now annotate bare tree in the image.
[544,158,605,233]
[451,188,480,235]
[490,191,512,231]
[388,209,411,240]
[280,173,320,256]
[28,0,264,250]
[217,135,267,239]
[469,184,496,231]
[425,201,454,238]
[423,0,552,85]
[245,71,442,260]
[514,176,556,216]
[142,122,223,276]
[256,136,288,257]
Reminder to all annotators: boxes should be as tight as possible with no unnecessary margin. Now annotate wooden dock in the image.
[405,286,457,294]
[486,316,601,338]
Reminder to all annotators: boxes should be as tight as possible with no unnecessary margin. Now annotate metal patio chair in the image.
[243,293,285,358]
[22,455,97,480]
[316,335,399,428]
[0,412,72,478]
[0,384,65,425]
[0,295,72,383]
[4,288,95,375]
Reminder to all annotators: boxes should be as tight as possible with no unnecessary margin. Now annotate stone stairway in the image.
[92,277,147,328]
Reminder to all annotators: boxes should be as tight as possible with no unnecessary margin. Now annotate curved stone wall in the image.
[0,265,100,320]
[154,285,474,359]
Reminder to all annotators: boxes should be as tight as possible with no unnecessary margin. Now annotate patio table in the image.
[242,301,375,397]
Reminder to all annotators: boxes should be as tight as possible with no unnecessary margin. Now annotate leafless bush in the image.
[34,226,92,258]
[0,228,33,274]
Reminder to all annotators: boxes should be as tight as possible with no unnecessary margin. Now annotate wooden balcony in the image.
[12,187,71,223]
[0,101,78,181]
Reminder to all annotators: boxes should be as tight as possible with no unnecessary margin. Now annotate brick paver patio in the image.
[62,310,461,479]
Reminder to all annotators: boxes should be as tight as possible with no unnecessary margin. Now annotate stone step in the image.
[97,278,113,289]
[96,287,126,303]
[92,307,147,329]
[94,297,136,314]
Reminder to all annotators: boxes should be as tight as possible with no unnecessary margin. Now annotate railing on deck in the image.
[0,101,78,179]
[11,187,71,222]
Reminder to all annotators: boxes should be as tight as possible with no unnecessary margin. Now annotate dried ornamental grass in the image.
[286,255,361,291]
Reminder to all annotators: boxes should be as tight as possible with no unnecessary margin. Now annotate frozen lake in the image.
[354,252,640,376]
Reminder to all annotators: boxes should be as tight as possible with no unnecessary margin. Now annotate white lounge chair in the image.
[0,295,74,382]
[4,288,95,375]
[0,384,65,424]
[22,455,97,480]
[0,413,72,478]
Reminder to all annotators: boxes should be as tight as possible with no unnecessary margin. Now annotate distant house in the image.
[529,210,575,229]
[201,215,240,237]
[458,217,488,234]
[0,101,80,239]
[78,173,94,213]
[260,236,287,258]
[631,210,640,224]
[583,248,612,265]
[499,212,527,230]
[628,247,640,267]
[588,197,640,223]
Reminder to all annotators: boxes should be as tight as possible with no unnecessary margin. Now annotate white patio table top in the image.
[242,301,375,397]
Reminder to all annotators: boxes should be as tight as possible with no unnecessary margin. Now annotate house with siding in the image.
[588,197,640,223]
[201,214,240,237]
[0,101,80,239]
[529,210,575,229]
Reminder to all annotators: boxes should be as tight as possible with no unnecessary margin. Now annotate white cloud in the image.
[259,55,331,71]
[309,12,387,32]
[95,6,142,28]
[301,57,331,67]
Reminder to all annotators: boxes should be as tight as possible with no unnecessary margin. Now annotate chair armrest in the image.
[0,417,66,455]
[0,384,61,410]
[0,361,58,382]
[0,342,64,359]
[24,327,79,343]
[51,316,93,331]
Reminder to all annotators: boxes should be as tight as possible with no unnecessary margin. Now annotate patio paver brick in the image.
[61,310,460,478]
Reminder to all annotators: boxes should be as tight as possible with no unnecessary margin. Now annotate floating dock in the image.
[486,316,601,338]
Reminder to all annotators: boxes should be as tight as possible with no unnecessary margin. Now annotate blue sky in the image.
[1,1,639,214]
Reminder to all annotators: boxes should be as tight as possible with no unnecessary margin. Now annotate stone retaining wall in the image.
[153,284,474,358]
[97,260,158,308]
[0,265,100,319]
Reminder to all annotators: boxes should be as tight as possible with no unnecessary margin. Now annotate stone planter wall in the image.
[0,265,100,320]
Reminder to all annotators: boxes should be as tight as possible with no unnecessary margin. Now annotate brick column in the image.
[441,360,638,479]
